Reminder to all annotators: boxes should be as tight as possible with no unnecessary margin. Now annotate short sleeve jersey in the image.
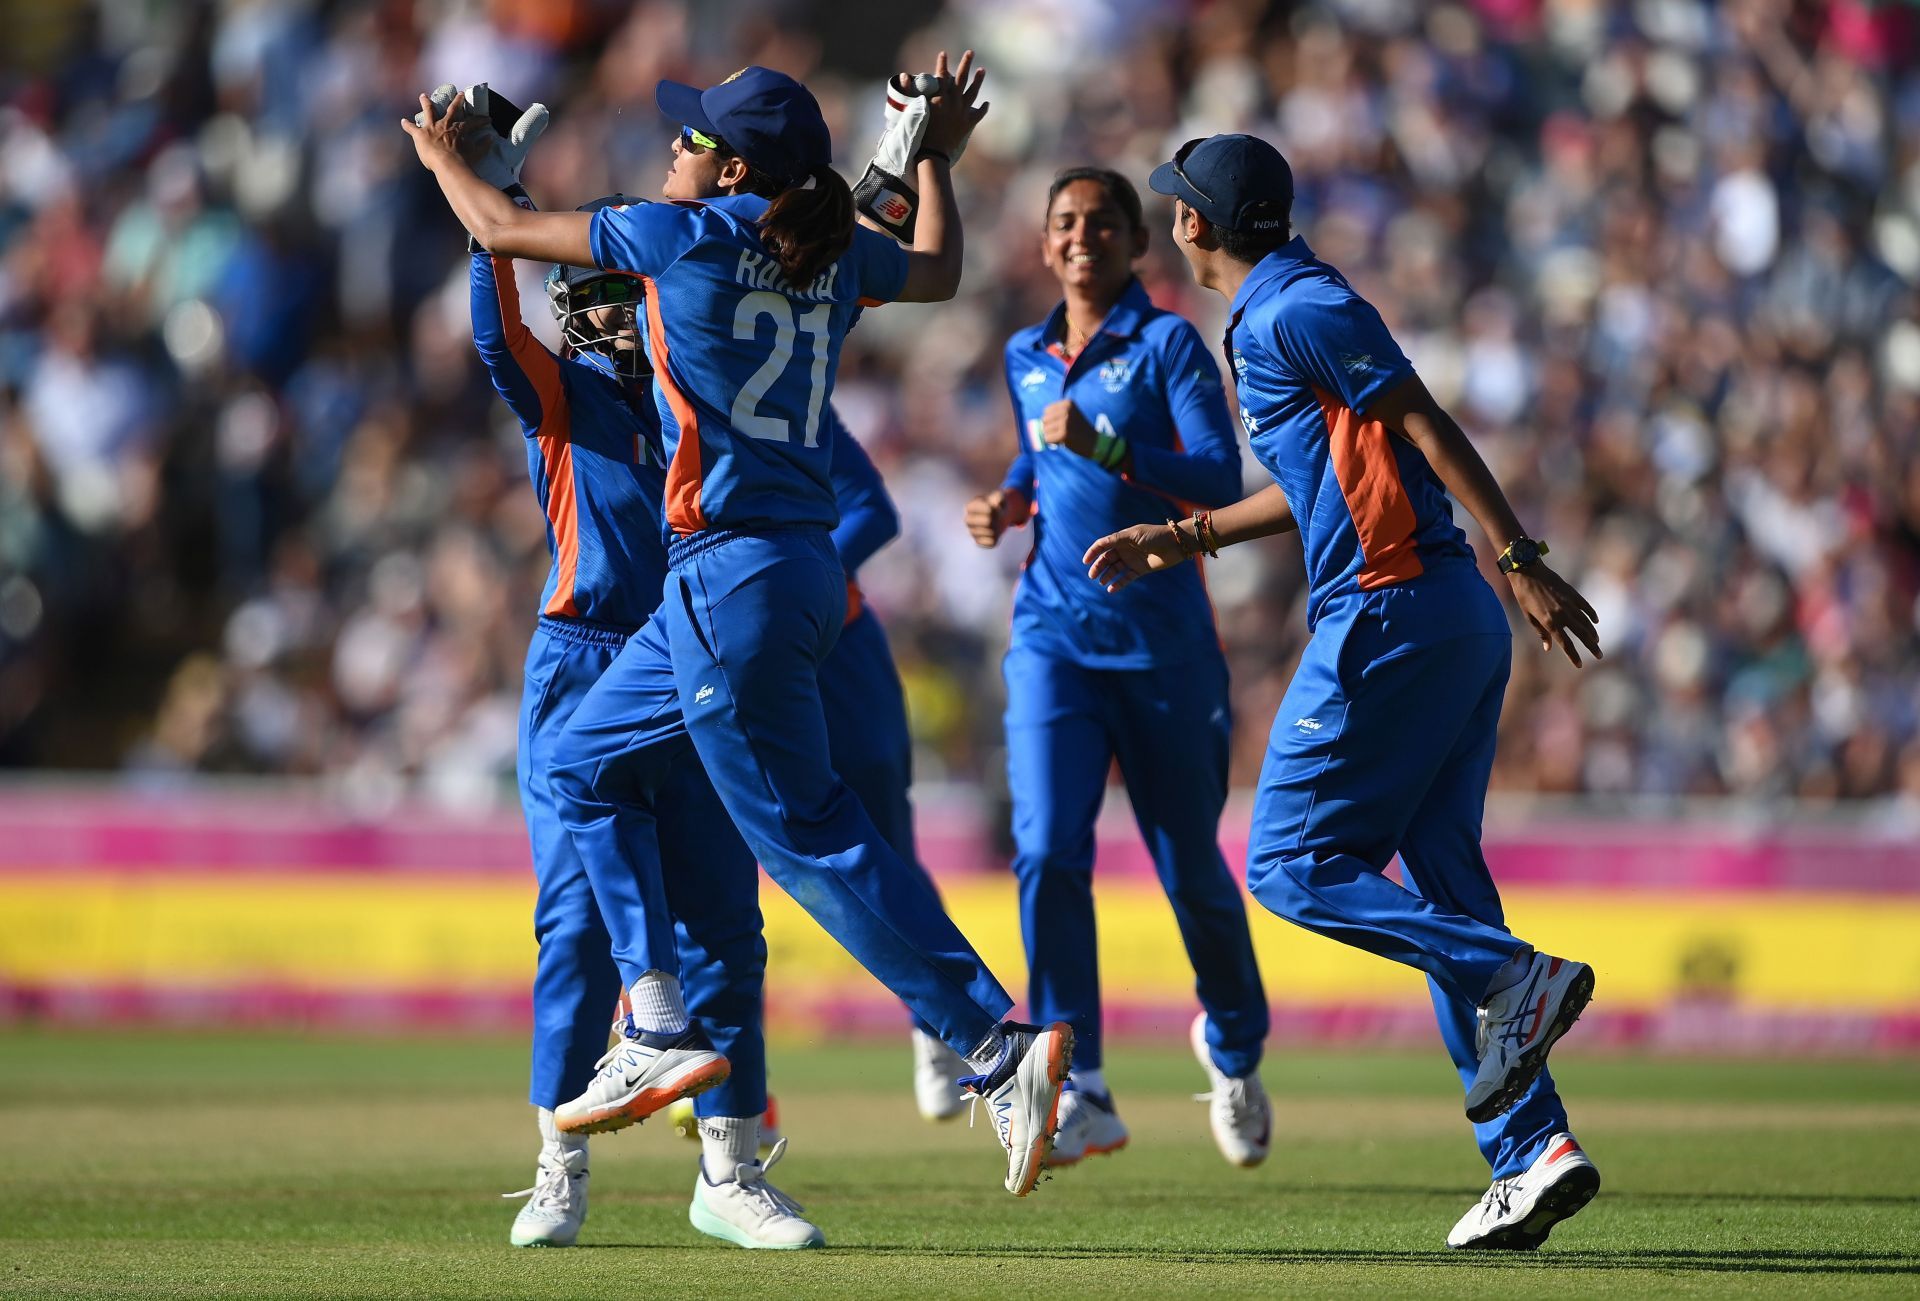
[1228,237,1473,630]
[1000,280,1241,668]
[589,194,910,537]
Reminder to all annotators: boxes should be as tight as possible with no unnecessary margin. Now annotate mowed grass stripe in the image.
[2,1032,1915,1298]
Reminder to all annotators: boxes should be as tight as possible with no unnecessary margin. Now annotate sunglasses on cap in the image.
[680,124,731,155]
[1170,138,1215,204]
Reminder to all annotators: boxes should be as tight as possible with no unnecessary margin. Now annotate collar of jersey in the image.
[1227,235,1316,324]
[1031,276,1153,353]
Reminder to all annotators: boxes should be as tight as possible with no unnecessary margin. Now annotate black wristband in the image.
[915,147,952,165]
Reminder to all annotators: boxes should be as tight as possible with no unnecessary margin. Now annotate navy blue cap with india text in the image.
[656,66,832,187]
[1148,134,1294,233]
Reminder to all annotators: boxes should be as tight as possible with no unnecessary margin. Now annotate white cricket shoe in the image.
[1465,952,1595,1124]
[964,1021,1073,1196]
[1190,1012,1271,1167]
[688,1138,825,1249]
[504,1146,588,1247]
[1044,1086,1129,1168]
[1449,1133,1601,1249]
[554,1027,730,1136]
[912,1027,969,1121]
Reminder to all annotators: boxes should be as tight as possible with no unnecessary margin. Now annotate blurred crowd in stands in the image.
[2,0,1918,813]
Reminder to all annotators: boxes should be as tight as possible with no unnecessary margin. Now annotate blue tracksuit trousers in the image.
[819,604,946,1038]
[551,528,1014,1059]
[521,616,767,1118]
[1244,573,1567,1177]
[1003,641,1268,1078]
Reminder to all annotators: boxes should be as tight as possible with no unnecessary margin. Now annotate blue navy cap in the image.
[1148,134,1294,233]
[656,66,831,187]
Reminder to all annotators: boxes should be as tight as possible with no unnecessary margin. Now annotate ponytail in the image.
[758,165,855,290]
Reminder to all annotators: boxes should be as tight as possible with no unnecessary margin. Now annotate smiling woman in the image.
[961,165,1269,1173]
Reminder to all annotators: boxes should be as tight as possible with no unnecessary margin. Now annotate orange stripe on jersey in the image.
[540,431,581,617]
[637,273,708,535]
[844,578,864,626]
[1318,388,1424,589]
[492,256,565,422]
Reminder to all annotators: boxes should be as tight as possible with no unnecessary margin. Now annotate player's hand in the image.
[1084,523,1189,593]
[400,89,470,171]
[1507,564,1603,667]
[920,50,988,160]
[964,489,1030,548]
[1040,399,1097,458]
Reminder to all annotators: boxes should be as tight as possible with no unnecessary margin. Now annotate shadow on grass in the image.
[1277,1183,1920,1209]
[828,1245,1920,1275]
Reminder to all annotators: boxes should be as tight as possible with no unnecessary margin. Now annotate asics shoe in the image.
[1465,952,1594,1124]
[1189,1012,1271,1167]
[688,1138,825,1249]
[1448,1133,1601,1249]
[504,1146,588,1247]
[1044,1085,1129,1168]
[553,1027,730,1136]
[912,1027,970,1122]
[961,1021,1073,1196]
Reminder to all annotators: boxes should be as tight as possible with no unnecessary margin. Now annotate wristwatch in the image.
[1497,537,1549,574]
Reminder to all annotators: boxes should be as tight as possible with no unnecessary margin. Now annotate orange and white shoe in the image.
[553,1027,729,1136]
[962,1021,1073,1196]
[1044,1086,1129,1167]
[1465,951,1594,1124]
[1448,1133,1600,1249]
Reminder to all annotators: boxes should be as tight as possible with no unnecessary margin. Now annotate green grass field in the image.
[3,1030,1916,1297]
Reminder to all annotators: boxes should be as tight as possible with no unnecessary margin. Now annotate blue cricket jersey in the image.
[1226,237,1477,631]
[1001,278,1242,669]
[470,252,668,628]
[588,195,910,538]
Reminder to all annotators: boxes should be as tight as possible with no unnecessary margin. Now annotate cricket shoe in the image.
[553,1027,730,1136]
[688,1137,825,1249]
[1448,1133,1600,1249]
[1465,951,1595,1124]
[912,1027,969,1121]
[503,1146,588,1247]
[1190,1012,1271,1167]
[1043,1085,1129,1168]
[961,1020,1073,1196]
[667,1094,784,1154]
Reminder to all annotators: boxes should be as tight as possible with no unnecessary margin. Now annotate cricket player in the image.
[965,166,1270,1170]
[1085,134,1604,1248]
[403,57,1074,1200]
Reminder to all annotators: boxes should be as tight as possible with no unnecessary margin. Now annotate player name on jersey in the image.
[734,248,840,301]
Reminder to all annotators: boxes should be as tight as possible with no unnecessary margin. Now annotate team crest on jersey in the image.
[1019,367,1047,389]
[1097,357,1132,392]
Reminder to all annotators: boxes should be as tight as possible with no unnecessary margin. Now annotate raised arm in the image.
[894,51,988,304]
[470,250,564,438]
[402,93,593,266]
[1367,375,1600,665]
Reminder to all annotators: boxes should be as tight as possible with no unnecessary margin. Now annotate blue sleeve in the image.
[1124,320,1243,507]
[999,351,1035,501]
[1270,284,1415,416]
[827,407,899,575]
[588,202,691,276]
[849,224,910,305]
[470,252,564,438]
